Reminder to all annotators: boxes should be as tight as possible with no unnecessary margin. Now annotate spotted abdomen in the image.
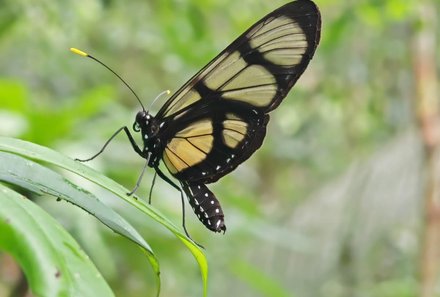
[182,183,226,233]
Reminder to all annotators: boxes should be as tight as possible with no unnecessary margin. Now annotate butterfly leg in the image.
[178,186,205,249]
[154,167,204,248]
[76,126,143,162]
[148,171,157,204]
[127,160,149,196]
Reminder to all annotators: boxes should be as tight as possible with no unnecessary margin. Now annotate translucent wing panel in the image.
[222,84,277,107]
[175,119,212,138]
[223,118,248,134]
[204,51,245,90]
[163,120,214,174]
[156,0,321,118]
[222,129,245,149]
[205,56,278,108]
[164,111,269,184]
[222,118,248,149]
[221,65,275,91]
[165,89,201,119]
[248,16,308,66]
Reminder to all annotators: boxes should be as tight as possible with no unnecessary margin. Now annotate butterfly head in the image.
[133,110,159,139]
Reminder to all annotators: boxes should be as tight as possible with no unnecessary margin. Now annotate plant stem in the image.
[413,1,440,296]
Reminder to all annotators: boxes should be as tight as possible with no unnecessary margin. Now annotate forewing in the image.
[156,0,321,119]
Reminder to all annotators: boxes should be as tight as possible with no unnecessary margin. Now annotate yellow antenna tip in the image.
[70,48,88,57]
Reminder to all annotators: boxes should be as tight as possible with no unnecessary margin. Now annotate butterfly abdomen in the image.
[182,183,226,233]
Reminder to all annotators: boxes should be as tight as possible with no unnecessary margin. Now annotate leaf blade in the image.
[0,184,115,297]
[0,136,208,297]
[0,151,161,296]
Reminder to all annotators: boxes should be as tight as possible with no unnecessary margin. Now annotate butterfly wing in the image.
[156,0,321,184]
[156,0,321,119]
[161,101,269,183]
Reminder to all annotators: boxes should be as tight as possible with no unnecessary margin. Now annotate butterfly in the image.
[72,0,321,239]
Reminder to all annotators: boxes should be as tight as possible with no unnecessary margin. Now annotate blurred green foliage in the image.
[0,0,438,296]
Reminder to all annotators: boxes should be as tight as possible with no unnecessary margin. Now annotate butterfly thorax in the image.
[133,110,162,167]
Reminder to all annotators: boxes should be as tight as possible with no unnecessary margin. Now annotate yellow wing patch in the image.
[204,52,276,93]
[204,52,277,107]
[187,135,213,154]
[204,51,245,90]
[223,65,275,91]
[176,119,213,137]
[166,89,201,117]
[163,120,214,174]
[163,150,179,174]
[222,130,245,149]
[222,84,277,107]
[222,117,248,148]
[225,113,243,121]
[249,16,308,66]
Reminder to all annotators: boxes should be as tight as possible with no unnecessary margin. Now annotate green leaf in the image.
[0,136,208,297]
[0,151,161,296]
[0,184,114,297]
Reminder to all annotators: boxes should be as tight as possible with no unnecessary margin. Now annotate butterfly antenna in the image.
[70,48,146,111]
[148,89,171,112]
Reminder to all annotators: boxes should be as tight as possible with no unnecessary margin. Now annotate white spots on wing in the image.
[210,200,214,205]
[202,171,207,176]
[159,122,165,128]
[215,208,220,214]
[204,193,209,197]
[216,220,222,228]
[204,213,209,218]
[216,165,221,170]
[226,158,231,163]
[207,220,211,226]
[194,198,199,206]
[144,134,148,139]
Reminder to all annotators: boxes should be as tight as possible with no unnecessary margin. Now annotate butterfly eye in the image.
[133,122,141,132]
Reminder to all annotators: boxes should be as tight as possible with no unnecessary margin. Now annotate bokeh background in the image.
[1,0,439,296]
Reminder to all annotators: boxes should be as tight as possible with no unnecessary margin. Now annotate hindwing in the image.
[161,101,269,183]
